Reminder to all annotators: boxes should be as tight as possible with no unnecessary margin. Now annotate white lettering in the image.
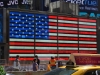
[7,0,18,5]
[22,0,29,4]
[0,2,4,7]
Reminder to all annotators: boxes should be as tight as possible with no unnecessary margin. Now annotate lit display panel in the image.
[0,9,3,43]
[57,16,78,59]
[9,11,58,60]
[9,11,97,60]
[78,18,97,53]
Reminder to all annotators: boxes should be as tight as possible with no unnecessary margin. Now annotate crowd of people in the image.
[13,55,75,71]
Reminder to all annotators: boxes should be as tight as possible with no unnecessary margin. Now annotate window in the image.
[44,68,77,75]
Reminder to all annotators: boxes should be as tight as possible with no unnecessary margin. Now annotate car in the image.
[44,65,100,75]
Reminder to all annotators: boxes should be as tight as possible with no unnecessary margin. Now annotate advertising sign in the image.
[75,56,100,65]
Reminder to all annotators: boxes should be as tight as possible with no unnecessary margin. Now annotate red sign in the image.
[75,56,100,65]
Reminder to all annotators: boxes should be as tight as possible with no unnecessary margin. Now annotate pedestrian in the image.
[33,59,38,71]
[13,55,20,70]
[49,56,56,70]
[33,55,40,66]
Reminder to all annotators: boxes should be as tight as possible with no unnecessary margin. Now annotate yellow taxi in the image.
[45,65,100,75]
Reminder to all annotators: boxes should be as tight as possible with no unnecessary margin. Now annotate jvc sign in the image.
[0,0,30,7]
[65,0,98,6]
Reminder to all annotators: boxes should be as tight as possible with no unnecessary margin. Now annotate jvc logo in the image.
[65,0,98,6]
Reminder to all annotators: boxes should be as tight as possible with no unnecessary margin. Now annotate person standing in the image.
[13,55,20,70]
[34,55,40,66]
[49,57,56,70]
[33,59,38,71]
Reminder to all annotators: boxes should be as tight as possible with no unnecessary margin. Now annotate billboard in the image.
[8,10,97,60]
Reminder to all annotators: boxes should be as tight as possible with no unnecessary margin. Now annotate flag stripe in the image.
[79,25,96,29]
[79,31,96,35]
[79,18,96,22]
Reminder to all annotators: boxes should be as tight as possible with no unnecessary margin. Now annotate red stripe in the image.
[49,36,57,39]
[49,22,57,26]
[49,15,57,19]
[49,29,57,33]
[35,50,57,54]
[79,38,96,41]
[58,44,78,47]
[58,16,78,21]
[79,44,97,48]
[10,50,34,53]
[9,57,55,61]
[79,31,96,35]
[10,42,34,46]
[79,50,97,53]
[58,50,78,53]
[58,30,78,34]
[35,43,57,46]
[58,37,78,40]
[79,18,96,22]
[58,23,78,28]
[79,25,96,29]
[58,57,69,60]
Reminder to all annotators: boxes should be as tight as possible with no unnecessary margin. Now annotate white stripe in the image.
[49,19,57,22]
[49,26,57,29]
[58,27,77,30]
[36,40,57,43]
[58,33,78,37]
[9,54,57,57]
[49,33,57,36]
[10,46,34,49]
[59,47,78,50]
[79,22,96,25]
[79,41,97,44]
[59,41,78,43]
[58,54,70,57]
[36,47,57,50]
[79,28,96,31]
[79,48,97,50]
[79,35,96,38]
[58,20,78,24]
[10,39,34,42]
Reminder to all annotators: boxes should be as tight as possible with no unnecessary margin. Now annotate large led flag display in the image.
[9,11,97,60]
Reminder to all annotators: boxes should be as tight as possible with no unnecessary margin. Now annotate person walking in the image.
[33,55,40,67]
[33,59,38,71]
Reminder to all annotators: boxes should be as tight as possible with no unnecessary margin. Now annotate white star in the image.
[26,30,27,32]
[12,24,14,26]
[32,15,34,17]
[12,19,14,20]
[29,28,31,29]
[39,31,41,32]
[22,22,24,24]
[16,16,17,18]
[12,29,14,31]
[22,17,24,19]
[42,24,44,25]
[26,35,27,36]
[36,18,37,20]
[29,18,31,19]
[19,24,21,26]
[29,33,31,34]
[26,15,27,17]
[16,22,17,23]
[29,23,31,24]
[19,14,21,16]
[12,14,14,15]
[22,32,24,34]
[26,20,27,22]
[19,30,21,31]
[39,35,41,37]
[19,35,21,36]
[39,21,41,23]
[15,32,17,33]
[45,17,47,18]
[15,27,17,28]
[23,27,24,29]
[26,25,28,27]
[39,16,40,18]
[32,30,34,32]
[42,28,44,30]
[19,19,21,21]
[12,34,14,36]
[42,19,44,21]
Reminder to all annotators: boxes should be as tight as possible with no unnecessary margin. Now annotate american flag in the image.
[9,11,97,61]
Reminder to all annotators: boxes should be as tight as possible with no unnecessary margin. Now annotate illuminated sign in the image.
[79,12,100,18]
[0,0,29,7]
